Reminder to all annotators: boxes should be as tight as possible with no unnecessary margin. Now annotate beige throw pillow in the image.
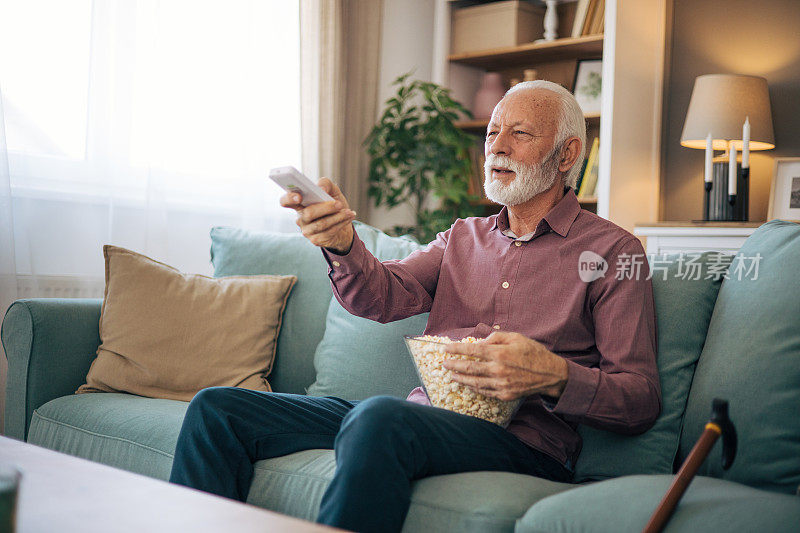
[77,245,296,401]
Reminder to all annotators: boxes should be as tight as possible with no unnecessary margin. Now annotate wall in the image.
[366,0,436,233]
[597,0,668,233]
[661,0,800,221]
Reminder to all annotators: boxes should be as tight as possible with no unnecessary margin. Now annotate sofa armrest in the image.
[2,298,102,440]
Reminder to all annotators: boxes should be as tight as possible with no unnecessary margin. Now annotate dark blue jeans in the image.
[169,387,572,533]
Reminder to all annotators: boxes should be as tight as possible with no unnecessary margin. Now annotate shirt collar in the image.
[490,187,581,238]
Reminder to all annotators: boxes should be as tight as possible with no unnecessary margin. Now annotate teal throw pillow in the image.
[574,252,724,481]
[679,220,800,494]
[306,297,426,400]
[210,221,424,395]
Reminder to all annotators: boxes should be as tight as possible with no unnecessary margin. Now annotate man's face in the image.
[483,90,562,206]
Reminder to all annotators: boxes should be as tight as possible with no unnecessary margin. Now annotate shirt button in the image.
[493,325,500,330]
[501,281,509,289]
[514,241,522,247]
[332,261,341,267]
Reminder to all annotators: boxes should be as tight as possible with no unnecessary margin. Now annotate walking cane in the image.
[643,398,737,533]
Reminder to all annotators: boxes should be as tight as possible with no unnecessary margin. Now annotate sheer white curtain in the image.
[0,0,303,429]
[300,0,383,217]
[0,82,15,431]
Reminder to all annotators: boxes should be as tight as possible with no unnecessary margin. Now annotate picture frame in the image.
[572,59,602,115]
[768,158,800,222]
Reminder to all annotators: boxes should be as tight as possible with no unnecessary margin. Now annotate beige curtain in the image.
[300,0,383,216]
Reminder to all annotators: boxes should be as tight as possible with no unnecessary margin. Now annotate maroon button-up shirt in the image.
[322,188,661,468]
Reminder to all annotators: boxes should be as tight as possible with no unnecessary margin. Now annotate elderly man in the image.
[169,81,661,532]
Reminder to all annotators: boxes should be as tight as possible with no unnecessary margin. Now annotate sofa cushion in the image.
[306,296,426,400]
[679,220,800,494]
[28,392,576,532]
[307,222,426,399]
[27,393,186,480]
[516,475,800,533]
[78,245,296,401]
[209,221,424,395]
[574,252,723,481]
[247,449,575,532]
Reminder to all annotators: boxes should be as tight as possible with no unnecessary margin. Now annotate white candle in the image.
[704,132,713,183]
[742,116,750,169]
[728,142,737,196]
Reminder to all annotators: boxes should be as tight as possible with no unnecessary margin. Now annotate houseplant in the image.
[365,73,483,243]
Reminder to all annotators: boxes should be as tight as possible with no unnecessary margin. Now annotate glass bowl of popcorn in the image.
[403,335,523,427]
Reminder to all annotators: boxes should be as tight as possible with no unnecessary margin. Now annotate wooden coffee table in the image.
[0,436,342,532]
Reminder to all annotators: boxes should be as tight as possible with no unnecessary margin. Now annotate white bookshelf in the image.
[433,0,670,233]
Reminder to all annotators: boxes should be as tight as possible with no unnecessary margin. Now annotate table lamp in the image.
[680,74,775,221]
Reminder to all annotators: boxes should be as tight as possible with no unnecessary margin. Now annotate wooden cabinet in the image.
[634,222,761,255]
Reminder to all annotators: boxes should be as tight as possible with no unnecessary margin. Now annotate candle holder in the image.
[707,157,749,221]
[535,0,559,42]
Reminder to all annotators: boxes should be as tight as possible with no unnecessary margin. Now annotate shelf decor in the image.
[537,0,559,42]
[451,0,544,55]
[472,72,506,120]
[573,59,602,115]
[768,158,800,222]
[680,74,775,222]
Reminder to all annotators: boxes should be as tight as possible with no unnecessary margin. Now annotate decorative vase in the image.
[473,72,505,119]
[542,0,559,41]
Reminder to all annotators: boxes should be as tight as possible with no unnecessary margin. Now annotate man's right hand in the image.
[279,177,357,255]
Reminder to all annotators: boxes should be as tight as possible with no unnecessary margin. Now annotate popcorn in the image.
[404,335,522,427]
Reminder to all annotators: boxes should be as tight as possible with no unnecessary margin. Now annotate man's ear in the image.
[558,137,582,173]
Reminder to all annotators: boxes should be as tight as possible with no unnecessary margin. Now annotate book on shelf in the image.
[574,157,589,196]
[581,0,596,35]
[571,0,591,38]
[590,0,605,35]
[577,137,599,199]
[467,143,486,199]
[580,0,605,36]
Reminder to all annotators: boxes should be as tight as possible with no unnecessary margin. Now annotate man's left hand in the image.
[442,331,568,402]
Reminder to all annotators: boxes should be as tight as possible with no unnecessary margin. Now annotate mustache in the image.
[484,146,562,177]
[484,154,530,175]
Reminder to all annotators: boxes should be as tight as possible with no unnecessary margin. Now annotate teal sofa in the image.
[3,219,800,532]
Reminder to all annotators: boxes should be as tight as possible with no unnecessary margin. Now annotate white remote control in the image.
[269,166,335,206]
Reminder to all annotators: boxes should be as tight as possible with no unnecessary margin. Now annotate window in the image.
[0,0,301,212]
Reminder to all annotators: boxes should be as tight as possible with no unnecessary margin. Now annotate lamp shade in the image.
[680,74,775,150]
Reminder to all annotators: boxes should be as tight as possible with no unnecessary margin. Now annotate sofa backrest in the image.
[209,222,424,394]
[574,252,724,482]
[678,220,800,495]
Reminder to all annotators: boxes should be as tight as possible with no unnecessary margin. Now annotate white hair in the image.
[504,80,587,189]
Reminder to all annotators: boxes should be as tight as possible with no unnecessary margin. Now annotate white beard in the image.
[483,149,561,206]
